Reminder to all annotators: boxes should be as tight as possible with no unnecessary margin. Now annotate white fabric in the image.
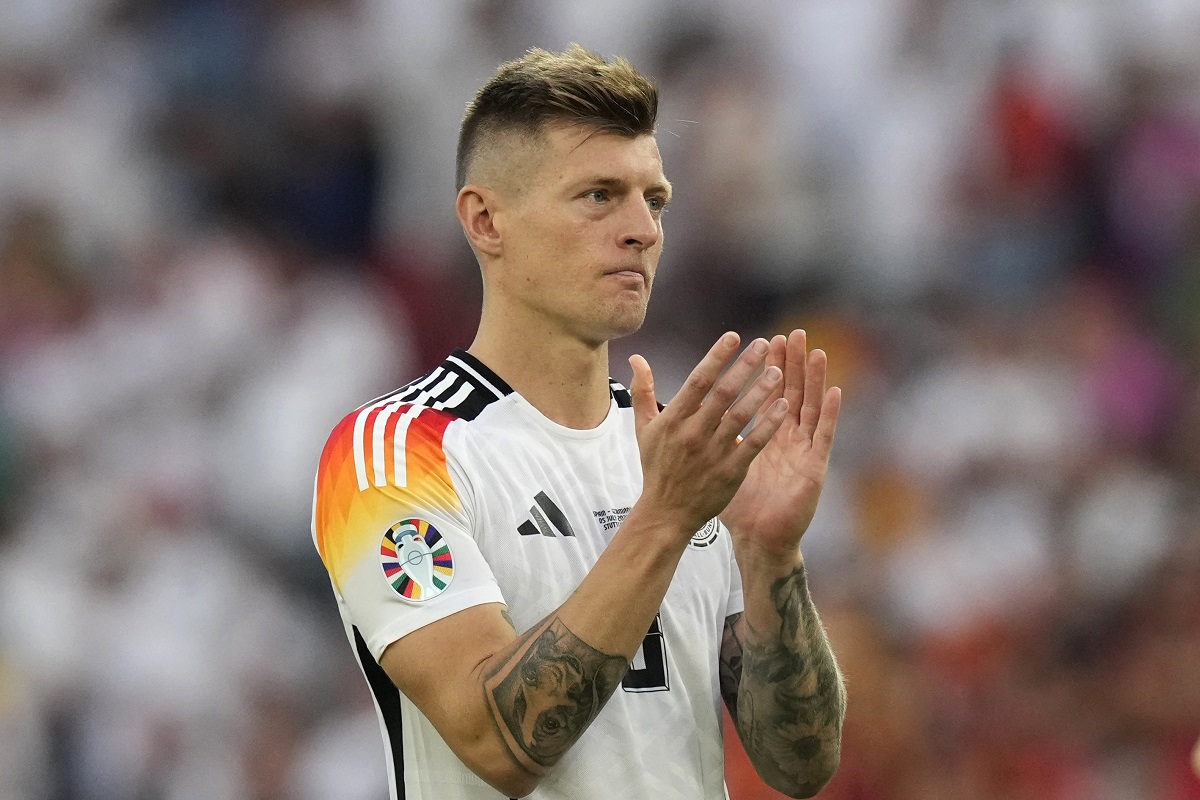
[316,357,744,800]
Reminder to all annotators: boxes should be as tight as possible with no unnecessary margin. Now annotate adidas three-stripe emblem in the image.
[517,492,576,538]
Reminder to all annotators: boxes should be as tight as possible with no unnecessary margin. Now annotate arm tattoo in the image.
[484,617,628,772]
[731,565,845,797]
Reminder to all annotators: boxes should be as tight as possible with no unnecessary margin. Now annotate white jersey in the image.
[312,350,744,800]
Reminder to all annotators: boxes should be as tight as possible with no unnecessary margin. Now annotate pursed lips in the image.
[604,266,647,281]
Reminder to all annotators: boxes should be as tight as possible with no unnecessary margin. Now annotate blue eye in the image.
[587,190,607,203]
[647,196,668,213]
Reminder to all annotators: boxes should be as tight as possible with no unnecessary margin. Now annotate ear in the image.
[456,185,503,259]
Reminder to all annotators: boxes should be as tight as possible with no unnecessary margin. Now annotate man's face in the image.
[492,124,670,346]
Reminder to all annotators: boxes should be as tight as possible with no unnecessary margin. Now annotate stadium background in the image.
[2,0,1200,797]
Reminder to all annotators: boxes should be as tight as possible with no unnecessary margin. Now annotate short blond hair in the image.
[456,44,659,190]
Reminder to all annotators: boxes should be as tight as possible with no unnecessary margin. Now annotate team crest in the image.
[380,519,454,601]
[689,518,720,548]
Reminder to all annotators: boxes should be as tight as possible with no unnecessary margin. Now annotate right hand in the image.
[628,332,790,537]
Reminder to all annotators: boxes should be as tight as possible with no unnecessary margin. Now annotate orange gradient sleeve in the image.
[314,404,460,595]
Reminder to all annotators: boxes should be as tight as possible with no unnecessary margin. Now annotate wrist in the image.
[622,502,693,549]
[614,506,691,556]
[731,537,804,577]
[732,543,807,642]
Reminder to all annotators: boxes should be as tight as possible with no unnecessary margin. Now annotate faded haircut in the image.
[456,44,659,190]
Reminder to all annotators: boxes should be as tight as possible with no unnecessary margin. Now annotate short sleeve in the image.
[723,522,745,618]
[313,403,505,660]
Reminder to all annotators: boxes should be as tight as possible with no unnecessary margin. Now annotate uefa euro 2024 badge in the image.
[689,518,720,548]
[380,519,454,601]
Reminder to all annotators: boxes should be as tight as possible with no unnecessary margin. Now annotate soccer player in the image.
[312,45,845,799]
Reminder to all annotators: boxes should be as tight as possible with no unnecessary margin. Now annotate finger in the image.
[784,329,807,419]
[799,349,828,439]
[628,355,660,434]
[695,337,770,430]
[754,334,787,420]
[670,332,741,416]
[718,365,783,441]
[735,397,790,464]
[812,386,841,458]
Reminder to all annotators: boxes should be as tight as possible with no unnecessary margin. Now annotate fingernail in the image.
[722,331,738,346]
[765,366,781,381]
[752,339,768,354]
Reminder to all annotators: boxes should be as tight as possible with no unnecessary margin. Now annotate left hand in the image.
[719,330,841,556]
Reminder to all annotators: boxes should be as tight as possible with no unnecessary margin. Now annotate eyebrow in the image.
[577,175,674,202]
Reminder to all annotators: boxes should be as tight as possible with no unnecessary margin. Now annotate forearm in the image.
[727,551,845,798]
[478,504,690,785]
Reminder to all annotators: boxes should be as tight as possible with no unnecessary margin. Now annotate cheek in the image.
[500,233,553,290]
[514,221,577,278]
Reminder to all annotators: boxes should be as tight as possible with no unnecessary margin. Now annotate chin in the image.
[576,295,649,344]
[601,311,647,342]
[576,313,644,346]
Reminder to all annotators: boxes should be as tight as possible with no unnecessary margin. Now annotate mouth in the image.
[604,267,647,282]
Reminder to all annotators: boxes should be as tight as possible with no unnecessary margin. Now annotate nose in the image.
[619,199,661,251]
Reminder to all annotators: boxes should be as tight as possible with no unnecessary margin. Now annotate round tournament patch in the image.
[689,517,720,548]
[380,518,454,601]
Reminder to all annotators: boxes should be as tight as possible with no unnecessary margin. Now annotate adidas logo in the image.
[517,492,576,538]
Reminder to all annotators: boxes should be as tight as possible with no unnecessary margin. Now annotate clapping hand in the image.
[719,330,840,557]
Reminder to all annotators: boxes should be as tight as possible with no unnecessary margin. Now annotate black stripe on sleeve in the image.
[353,626,405,798]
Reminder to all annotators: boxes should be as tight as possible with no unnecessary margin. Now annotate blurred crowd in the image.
[1,1,1199,799]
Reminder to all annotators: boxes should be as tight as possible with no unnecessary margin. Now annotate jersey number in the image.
[622,613,669,692]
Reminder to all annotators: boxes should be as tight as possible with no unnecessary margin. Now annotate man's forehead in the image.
[542,125,667,182]
[546,124,660,158]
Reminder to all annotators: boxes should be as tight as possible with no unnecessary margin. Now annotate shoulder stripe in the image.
[351,401,380,490]
[432,381,473,410]
[432,374,466,404]
[354,385,407,413]
[372,400,406,488]
[396,367,449,404]
[351,366,451,488]
[391,403,426,487]
[351,372,444,490]
[349,401,458,491]
[345,353,514,491]
[354,364,445,412]
[446,354,507,400]
[417,371,459,406]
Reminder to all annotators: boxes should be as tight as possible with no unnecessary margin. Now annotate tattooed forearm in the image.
[728,565,845,798]
[484,617,628,772]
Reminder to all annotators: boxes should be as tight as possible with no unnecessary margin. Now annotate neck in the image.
[468,307,614,430]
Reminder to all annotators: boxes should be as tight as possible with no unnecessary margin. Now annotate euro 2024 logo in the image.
[380,519,454,601]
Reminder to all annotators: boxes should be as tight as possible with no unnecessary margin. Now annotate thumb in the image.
[628,354,660,433]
